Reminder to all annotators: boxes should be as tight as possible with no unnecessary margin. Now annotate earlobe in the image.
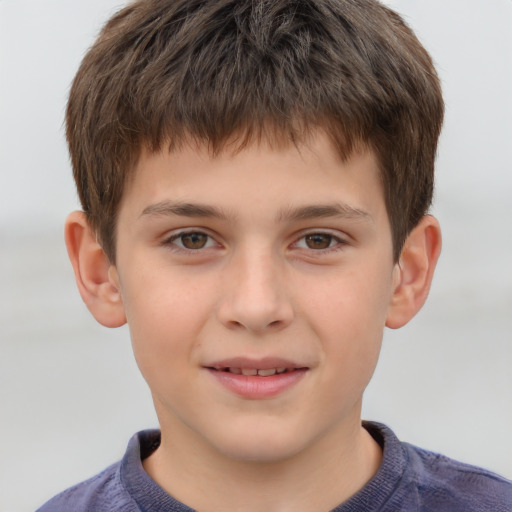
[65,211,127,328]
[385,215,442,329]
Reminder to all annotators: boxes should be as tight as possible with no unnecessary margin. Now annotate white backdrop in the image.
[1,1,511,511]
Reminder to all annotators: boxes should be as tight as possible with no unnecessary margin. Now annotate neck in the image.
[143,410,382,512]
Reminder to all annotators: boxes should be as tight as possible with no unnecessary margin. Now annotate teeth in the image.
[257,368,277,376]
[222,367,292,376]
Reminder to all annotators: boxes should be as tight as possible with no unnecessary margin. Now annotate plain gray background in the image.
[1,1,511,511]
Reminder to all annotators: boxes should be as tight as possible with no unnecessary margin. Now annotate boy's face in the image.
[111,131,399,462]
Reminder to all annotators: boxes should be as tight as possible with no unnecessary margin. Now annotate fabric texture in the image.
[36,422,512,512]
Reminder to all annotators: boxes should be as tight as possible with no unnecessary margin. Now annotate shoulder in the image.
[361,422,512,512]
[402,440,512,512]
[35,460,137,511]
[34,430,162,512]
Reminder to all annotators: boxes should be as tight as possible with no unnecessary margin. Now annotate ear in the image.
[385,215,442,329]
[65,211,127,328]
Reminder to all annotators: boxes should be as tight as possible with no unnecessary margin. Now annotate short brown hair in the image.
[66,0,444,262]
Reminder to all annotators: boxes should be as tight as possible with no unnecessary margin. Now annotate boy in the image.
[38,0,512,510]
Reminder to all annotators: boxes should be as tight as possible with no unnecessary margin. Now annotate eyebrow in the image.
[140,201,231,220]
[276,203,373,223]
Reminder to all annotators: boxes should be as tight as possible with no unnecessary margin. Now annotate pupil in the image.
[306,234,331,249]
[182,233,207,249]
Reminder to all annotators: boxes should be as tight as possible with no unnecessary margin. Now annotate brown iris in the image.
[305,234,333,250]
[180,232,209,249]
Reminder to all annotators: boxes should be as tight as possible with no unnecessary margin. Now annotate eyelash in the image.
[161,230,349,254]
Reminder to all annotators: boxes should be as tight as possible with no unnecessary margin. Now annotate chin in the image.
[219,440,301,464]
[207,423,315,464]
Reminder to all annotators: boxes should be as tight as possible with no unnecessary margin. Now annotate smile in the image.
[206,364,308,399]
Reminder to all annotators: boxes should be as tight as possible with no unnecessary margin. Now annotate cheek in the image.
[302,267,392,383]
[304,264,392,336]
[120,270,214,386]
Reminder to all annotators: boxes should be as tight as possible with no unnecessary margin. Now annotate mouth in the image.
[205,360,308,398]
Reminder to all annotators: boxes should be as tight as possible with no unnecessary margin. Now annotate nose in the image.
[216,249,294,334]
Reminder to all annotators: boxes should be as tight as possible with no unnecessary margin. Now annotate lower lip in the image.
[207,369,307,399]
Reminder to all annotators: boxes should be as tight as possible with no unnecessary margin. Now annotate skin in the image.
[66,130,441,511]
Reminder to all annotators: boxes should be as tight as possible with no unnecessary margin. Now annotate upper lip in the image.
[204,357,308,371]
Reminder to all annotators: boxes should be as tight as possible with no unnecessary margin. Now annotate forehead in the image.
[121,131,387,225]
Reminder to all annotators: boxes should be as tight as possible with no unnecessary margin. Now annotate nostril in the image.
[227,320,244,329]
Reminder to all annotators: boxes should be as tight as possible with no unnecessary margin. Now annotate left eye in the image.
[167,232,216,250]
[295,233,342,250]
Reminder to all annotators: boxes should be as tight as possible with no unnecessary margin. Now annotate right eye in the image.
[164,231,218,251]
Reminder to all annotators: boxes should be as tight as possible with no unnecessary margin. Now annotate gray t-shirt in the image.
[36,422,512,511]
